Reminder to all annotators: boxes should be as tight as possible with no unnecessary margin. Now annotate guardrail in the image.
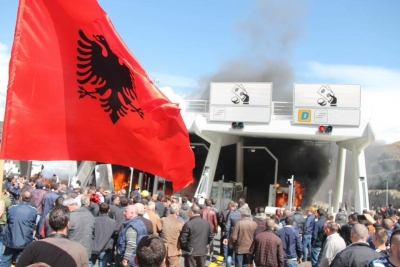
[183,100,293,116]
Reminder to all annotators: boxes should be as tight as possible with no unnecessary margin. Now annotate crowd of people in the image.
[1,174,400,267]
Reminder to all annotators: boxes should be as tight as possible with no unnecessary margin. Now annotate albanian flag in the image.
[1,0,194,190]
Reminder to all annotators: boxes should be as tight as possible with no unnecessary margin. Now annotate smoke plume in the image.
[194,0,305,101]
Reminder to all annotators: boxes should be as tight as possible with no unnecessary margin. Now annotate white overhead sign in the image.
[209,82,272,123]
[293,84,361,126]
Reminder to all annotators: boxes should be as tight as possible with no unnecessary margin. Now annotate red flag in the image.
[1,0,194,190]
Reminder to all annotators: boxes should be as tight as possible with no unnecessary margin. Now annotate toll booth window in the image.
[223,187,232,199]
[211,186,218,198]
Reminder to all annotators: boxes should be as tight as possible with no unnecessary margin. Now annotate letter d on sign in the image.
[298,109,311,122]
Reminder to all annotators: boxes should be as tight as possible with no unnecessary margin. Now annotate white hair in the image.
[63,197,77,206]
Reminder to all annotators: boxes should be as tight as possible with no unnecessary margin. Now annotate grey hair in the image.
[63,197,77,206]
[147,201,155,211]
[81,195,90,206]
[170,203,179,214]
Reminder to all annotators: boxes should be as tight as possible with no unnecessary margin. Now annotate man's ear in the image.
[134,257,138,266]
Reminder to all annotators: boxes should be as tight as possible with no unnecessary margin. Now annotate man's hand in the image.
[121,258,128,266]
[223,238,228,245]
[297,258,302,264]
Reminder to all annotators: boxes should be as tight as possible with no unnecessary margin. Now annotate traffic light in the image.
[318,125,333,134]
[231,122,244,130]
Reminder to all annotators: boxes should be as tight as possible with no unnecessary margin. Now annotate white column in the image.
[333,146,346,212]
[204,138,222,197]
[153,176,159,195]
[236,139,244,184]
[353,149,369,212]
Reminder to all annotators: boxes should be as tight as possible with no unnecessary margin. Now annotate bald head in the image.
[265,219,276,230]
[124,205,138,220]
[135,203,145,215]
[350,224,369,242]
[21,190,32,202]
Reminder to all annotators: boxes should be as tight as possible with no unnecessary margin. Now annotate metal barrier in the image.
[183,100,293,117]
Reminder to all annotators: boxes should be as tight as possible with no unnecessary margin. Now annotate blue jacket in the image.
[224,209,241,238]
[312,215,325,247]
[304,214,315,235]
[3,202,37,249]
[277,226,303,259]
[117,216,147,267]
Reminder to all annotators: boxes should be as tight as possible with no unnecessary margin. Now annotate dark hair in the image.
[136,235,166,267]
[140,199,149,206]
[52,183,59,190]
[55,197,64,207]
[296,207,302,212]
[205,199,212,207]
[349,213,358,222]
[285,216,295,226]
[111,194,119,203]
[211,198,217,205]
[49,206,70,231]
[99,202,109,214]
[120,196,128,207]
[191,205,200,214]
[182,197,188,203]
[317,208,325,216]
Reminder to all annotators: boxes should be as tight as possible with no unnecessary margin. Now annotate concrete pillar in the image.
[333,146,346,212]
[195,138,222,198]
[236,139,244,184]
[353,149,369,212]
[153,176,159,195]
[138,172,143,191]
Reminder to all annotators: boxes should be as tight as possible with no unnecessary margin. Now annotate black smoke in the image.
[193,0,305,101]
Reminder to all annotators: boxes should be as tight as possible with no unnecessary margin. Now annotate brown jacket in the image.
[231,217,258,254]
[200,207,218,233]
[250,230,284,267]
[161,215,184,256]
[147,210,162,234]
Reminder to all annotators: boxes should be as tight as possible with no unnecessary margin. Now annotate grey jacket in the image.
[68,207,95,258]
[92,214,119,254]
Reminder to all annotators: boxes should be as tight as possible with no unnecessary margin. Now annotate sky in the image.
[0,1,400,143]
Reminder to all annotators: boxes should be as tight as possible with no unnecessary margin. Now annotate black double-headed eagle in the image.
[77,30,144,124]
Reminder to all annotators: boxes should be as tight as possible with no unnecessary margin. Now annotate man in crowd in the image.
[277,216,303,267]
[253,207,268,235]
[147,201,162,236]
[319,221,346,267]
[369,229,400,267]
[179,197,190,222]
[311,209,326,267]
[116,205,148,267]
[329,224,381,267]
[339,213,359,246]
[135,203,153,235]
[200,199,218,260]
[230,206,258,267]
[161,203,184,267]
[42,183,61,220]
[135,235,166,267]
[223,201,242,267]
[16,206,88,267]
[293,207,306,236]
[250,219,284,267]
[179,205,214,267]
[5,176,22,204]
[303,207,315,262]
[155,193,166,218]
[63,197,95,262]
[372,227,389,256]
[109,195,120,220]
[90,202,119,267]
[0,190,37,267]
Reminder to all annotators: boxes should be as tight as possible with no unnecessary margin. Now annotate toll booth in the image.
[210,180,244,212]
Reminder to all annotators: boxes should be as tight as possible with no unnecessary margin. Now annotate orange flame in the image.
[113,171,129,191]
[276,190,288,208]
[294,182,305,207]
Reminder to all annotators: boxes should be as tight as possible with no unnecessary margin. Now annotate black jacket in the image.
[329,242,381,267]
[155,200,166,218]
[92,214,119,254]
[179,216,214,256]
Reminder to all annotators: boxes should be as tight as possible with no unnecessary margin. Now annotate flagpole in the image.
[0,159,3,193]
